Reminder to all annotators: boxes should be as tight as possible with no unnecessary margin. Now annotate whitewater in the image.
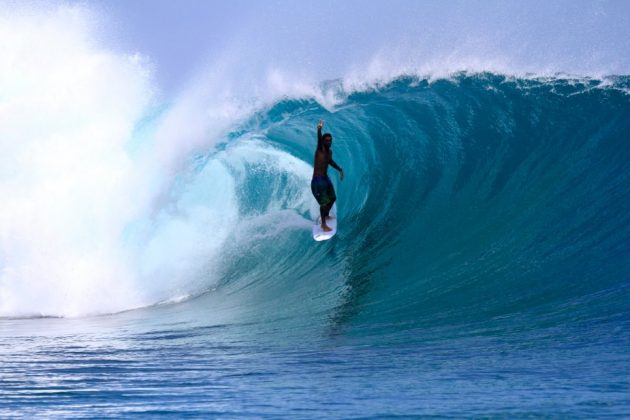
[1,2,629,417]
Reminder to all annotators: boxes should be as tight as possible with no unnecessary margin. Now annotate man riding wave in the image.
[311,119,344,232]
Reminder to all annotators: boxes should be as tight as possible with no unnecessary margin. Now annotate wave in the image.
[170,73,630,339]
[1,6,629,334]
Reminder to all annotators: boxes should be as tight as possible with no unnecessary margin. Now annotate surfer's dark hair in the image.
[322,133,332,141]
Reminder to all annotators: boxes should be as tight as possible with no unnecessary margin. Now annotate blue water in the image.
[2,74,630,417]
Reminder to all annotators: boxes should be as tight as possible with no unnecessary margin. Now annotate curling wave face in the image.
[2,51,629,344]
[192,73,630,341]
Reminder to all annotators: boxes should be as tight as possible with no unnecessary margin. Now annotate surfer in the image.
[312,119,344,232]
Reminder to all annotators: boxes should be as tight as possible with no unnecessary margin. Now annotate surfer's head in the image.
[323,133,332,149]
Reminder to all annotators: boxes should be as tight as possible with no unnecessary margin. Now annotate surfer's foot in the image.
[321,224,332,232]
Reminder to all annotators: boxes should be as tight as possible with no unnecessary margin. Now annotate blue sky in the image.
[75,0,630,94]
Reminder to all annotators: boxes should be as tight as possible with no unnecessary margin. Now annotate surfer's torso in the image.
[313,148,334,177]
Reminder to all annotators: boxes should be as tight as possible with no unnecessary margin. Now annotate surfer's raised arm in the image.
[317,119,324,150]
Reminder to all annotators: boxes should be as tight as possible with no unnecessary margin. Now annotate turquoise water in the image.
[1,74,629,417]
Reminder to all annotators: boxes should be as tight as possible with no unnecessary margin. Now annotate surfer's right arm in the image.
[317,119,324,150]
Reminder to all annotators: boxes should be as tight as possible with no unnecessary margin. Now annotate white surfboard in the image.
[312,215,337,241]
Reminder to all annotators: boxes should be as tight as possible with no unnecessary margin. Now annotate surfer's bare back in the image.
[311,119,344,231]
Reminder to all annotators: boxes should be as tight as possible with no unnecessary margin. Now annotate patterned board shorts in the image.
[311,175,336,206]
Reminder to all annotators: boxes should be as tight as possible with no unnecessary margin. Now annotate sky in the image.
[76,0,630,95]
[1,0,629,96]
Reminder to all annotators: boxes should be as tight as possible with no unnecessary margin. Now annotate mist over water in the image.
[0,5,256,316]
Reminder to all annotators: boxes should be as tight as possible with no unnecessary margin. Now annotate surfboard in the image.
[313,215,337,241]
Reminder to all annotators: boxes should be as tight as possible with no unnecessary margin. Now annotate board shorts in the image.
[311,175,336,206]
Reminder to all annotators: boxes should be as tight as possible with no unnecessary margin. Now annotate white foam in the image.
[0,6,154,317]
[0,6,242,317]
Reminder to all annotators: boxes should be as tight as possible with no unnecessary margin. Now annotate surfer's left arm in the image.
[330,158,344,180]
